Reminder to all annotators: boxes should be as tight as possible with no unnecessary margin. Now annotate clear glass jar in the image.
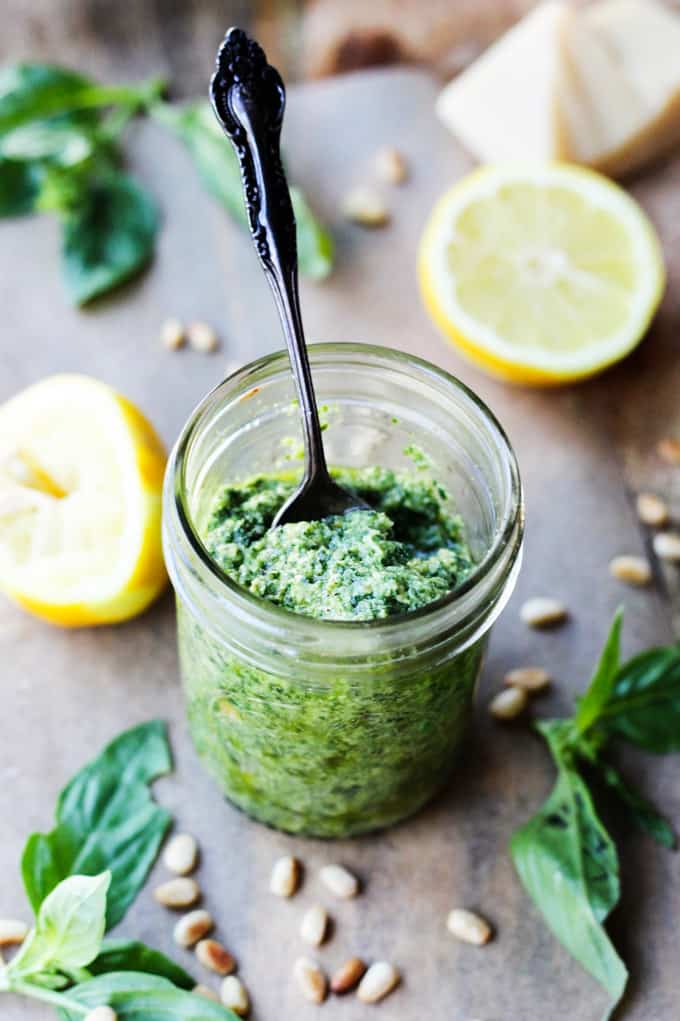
[163,344,523,838]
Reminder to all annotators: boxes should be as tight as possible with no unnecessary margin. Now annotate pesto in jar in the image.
[203,466,474,621]
[178,465,484,837]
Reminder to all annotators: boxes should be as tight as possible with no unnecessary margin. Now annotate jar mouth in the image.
[169,342,523,635]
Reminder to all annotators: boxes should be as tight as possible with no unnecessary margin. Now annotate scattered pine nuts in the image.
[504,667,551,692]
[300,904,329,947]
[342,186,390,227]
[220,975,250,1016]
[319,864,360,899]
[196,938,236,975]
[356,962,400,1004]
[520,597,568,628]
[270,855,301,898]
[609,555,652,587]
[293,956,328,1004]
[160,317,185,351]
[489,686,528,720]
[83,1009,117,1021]
[163,833,198,876]
[0,919,28,946]
[653,531,680,562]
[636,492,669,527]
[657,437,680,465]
[173,909,214,948]
[193,984,220,1002]
[330,957,367,994]
[154,877,201,909]
[187,321,219,353]
[446,908,493,945]
[374,146,408,184]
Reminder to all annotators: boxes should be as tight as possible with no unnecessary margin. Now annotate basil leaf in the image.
[21,720,172,930]
[510,737,627,1009]
[0,64,96,135]
[575,609,623,735]
[8,873,110,981]
[89,940,194,990]
[154,101,247,226]
[57,972,238,1020]
[290,185,334,280]
[0,158,42,215]
[155,100,334,279]
[597,761,676,850]
[0,121,94,167]
[60,171,158,304]
[597,646,680,753]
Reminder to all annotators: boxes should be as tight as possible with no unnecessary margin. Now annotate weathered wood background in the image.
[1,64,680,1021]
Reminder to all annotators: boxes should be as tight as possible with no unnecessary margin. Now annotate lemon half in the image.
[0,374,167,626]
[419,164,665,384]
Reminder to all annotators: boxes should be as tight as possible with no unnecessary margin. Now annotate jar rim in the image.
[169,342,523,636]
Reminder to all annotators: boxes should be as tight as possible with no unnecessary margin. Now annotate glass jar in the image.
[163,343,523,838]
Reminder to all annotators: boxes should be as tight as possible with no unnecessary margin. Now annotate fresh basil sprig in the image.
[22,719,172,929]
[1,721,238,1018]
[511,609,680,1019]
[0,62,335,304]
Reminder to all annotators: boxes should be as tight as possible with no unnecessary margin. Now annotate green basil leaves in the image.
[155,99,334,280]
[0,61,334,304]
[511,610,680,1018]
[22,720,172,930]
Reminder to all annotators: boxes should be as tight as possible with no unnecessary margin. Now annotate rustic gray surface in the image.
[1,69,679,1020]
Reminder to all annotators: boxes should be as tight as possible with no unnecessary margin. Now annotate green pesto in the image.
[178,466,484,837]
[203,466,473,621]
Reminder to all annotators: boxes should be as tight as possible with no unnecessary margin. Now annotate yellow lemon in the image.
[419,164,665,384]
[0,374,167,626]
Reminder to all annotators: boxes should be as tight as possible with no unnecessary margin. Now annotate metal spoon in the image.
[210,28,370,527]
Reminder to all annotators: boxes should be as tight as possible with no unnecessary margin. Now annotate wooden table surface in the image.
[2,68,680,1021]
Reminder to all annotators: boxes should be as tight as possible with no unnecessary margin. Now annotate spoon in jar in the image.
[210,28,370,528]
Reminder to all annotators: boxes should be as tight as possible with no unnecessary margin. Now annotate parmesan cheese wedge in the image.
[436,0,680,178]
[436,1,572,163]
[584,0,680,176]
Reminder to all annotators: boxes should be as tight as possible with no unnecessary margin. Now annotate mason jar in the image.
[163,343,523,838]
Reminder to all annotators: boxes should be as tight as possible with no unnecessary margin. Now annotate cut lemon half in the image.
[0,374,167,626]
[418,164,665,384]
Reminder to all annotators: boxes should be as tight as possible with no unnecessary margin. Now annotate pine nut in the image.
[374,146,408,184]
[356,961,400,1004]
[504,667,551,692]
[163,833,198,876]
[173,909,213,948]
[300,904,329,947]
[342,186,389,227]
[193,984,219,1002]
[319,864,359,899]
[447,908,493,945]
[160,317,185,350]
[293,956,328,1003]
[154,877,201,909]
[636,492,669,527]
[0,919,28,946]
[489,686,527,720]
[330,957,366,994]
[196,938,236,975]
[220,975,250,1016]
[270,855,301,897]
[653,532,680,561]
[187,321,219,353]
[609,555,652,586]
[520,597,568,628]
[657,437,680,465]
[84,1009,117,1021]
